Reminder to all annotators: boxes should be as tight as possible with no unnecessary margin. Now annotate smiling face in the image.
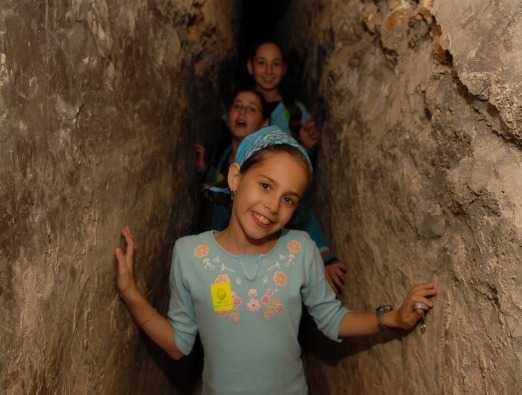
[227,150,309,249]
[227,91,267,142]
[247,43,287,97]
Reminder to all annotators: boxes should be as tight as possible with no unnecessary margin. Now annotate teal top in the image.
[168,230,349,395]
[269,101,311,134]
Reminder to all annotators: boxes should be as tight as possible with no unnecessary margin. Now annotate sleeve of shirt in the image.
[296,101,311,125]
[300,233,349,342]
[167,241,198,356]
[293,205,338,265]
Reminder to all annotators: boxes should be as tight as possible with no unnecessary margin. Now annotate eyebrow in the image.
[259,175,302,199]
[255,55,283,62]
[233,99,261,110]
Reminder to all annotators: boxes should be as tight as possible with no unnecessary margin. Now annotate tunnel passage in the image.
[1,1,522,395]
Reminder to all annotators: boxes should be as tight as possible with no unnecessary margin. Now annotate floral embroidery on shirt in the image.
[194,244,209,258]
[219,263,235,273]
[207,236,304,322]
[202,258,214,271]
[263,297,284,320]
[246,298,261,312]
[193,243,215,271]
[233,292,243,307]
[261,288,274,305]
[273,271,288,287]
[287,240,301,254]
[228,311,240,323]
[218,309,241,324]
[267,261,281,271]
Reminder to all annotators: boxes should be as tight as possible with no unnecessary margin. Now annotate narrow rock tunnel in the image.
[1,1,521,394]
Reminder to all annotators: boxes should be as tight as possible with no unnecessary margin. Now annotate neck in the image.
[256,86,282,102]
[230,140,240,162]
[217,221,278,255]
[231,138,240,152]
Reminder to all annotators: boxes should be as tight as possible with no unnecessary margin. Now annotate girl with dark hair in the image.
[247,40,319,151]
[115,127,437,395]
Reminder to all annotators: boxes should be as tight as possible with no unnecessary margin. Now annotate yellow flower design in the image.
[287,240,301,254]
[273,271,288,287]
[194,244,209,257]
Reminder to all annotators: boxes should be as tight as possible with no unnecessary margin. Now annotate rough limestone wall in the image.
[281,1,522,394]
[0,1,237,394]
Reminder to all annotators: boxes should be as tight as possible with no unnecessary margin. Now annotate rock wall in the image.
[0,1,237,394]
[280,1,522,394]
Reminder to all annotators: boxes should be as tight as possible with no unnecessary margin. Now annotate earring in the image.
[230,191,235,201]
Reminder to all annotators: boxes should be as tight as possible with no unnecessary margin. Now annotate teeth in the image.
[254,212,271,225]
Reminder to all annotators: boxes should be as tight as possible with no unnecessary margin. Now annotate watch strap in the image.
[376,304,394,328]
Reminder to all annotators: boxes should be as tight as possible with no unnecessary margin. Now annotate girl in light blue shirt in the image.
[115,127,437,395]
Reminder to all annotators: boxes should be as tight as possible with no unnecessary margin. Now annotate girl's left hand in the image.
[396,282,438,330]
[194,144,207,174]
[298,120,320,150]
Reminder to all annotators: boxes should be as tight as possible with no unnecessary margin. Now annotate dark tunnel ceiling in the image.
[239,0,292,58]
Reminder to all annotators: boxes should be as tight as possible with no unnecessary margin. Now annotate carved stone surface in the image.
[280,1,522,394]
[0,1,236,394]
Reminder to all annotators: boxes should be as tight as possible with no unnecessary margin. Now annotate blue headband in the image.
[235,126,313,174]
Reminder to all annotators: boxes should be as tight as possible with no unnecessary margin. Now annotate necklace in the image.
[238,255,261,282]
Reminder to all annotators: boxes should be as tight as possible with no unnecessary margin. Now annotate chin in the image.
[261,84,277,91]
[248,227,282,242]
[231,130,250,140]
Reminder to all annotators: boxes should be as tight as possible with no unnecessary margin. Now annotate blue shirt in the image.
[168,230,349,395]
[270,101,311,134]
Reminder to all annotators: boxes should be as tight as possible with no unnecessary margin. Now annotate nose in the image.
[266,64,274,75]
[264,194,280,214]
[238,105,247,115]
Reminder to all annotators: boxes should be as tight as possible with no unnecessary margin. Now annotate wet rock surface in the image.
[281,0,522,394]
[0,1,236,394]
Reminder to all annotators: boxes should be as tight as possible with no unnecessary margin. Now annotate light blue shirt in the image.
[270,101,311,134]
[168,229,349,395]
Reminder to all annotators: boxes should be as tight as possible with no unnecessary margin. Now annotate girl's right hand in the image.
[325,261,347,293]
[298,120,320,150]
[115,226,138,296]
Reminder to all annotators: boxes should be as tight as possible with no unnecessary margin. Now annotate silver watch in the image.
[376,304,393,328]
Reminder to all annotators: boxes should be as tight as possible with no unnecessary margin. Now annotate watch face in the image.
[377,304,393,313]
